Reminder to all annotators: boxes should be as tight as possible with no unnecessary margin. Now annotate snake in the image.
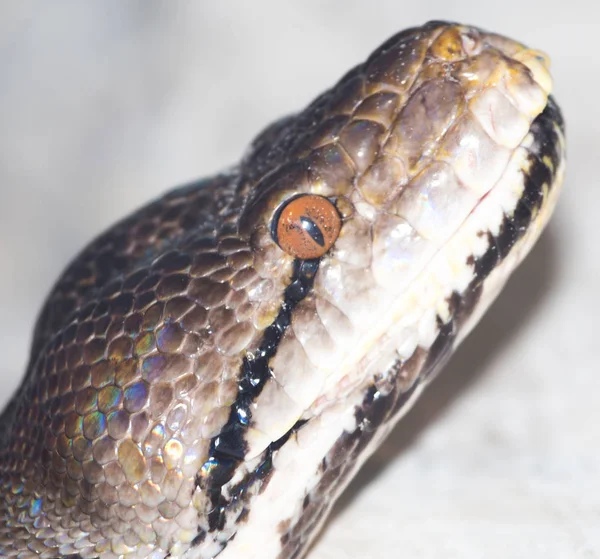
[0,20,565,559]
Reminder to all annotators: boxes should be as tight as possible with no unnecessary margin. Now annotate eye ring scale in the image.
[273,194,342,260]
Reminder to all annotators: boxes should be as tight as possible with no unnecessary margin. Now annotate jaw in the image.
[188,98,565,559]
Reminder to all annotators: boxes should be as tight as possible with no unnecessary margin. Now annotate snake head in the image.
[0,21,565,559]
[227,20,563,460]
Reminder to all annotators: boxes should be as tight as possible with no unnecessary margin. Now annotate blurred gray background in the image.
[0,2,597,557]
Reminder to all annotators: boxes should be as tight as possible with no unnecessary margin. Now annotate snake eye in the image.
[273,194,341,259]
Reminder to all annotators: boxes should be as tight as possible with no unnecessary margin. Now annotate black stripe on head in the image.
[427,96,564,380]
[480,96,563,273]
[198,258,320,531]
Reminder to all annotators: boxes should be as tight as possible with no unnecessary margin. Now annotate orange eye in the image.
[273,195,341,260]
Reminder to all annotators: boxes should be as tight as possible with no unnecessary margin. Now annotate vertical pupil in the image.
[299,216,325,247]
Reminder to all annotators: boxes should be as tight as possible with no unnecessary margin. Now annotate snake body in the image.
[0,21,565,559]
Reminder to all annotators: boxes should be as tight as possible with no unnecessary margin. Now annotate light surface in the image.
[0,2,596,557]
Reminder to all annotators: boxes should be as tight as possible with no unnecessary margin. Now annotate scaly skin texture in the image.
[0,21,565,559]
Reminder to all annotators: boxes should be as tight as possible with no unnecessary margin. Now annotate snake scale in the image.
[0,21,565,559]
